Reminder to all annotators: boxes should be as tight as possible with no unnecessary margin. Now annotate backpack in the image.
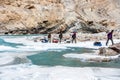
[94,42,102,46]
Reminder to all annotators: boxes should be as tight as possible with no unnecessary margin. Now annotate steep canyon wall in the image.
[0,0,120,34]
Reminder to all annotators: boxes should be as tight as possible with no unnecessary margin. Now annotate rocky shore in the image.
[77,31,120,41]
[32,31,120,43]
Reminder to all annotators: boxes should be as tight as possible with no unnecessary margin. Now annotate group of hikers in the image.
[48,30,77,43]
[45,29,115,46]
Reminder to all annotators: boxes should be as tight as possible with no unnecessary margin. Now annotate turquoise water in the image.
[0,38,24,48]
[28,48,93,67]
[28,47,120,68]
[0,35,120,68]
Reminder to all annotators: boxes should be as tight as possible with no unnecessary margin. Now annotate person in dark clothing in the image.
[72,32,77,43]
[106,30,114,46]
[48,33,51,43]
[59,30,63,43]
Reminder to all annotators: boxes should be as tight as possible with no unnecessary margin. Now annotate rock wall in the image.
[0,0,120,34]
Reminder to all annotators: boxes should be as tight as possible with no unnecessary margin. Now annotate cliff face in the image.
[0,0,120,34]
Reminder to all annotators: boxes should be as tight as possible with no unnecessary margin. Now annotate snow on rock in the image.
[63,53,120,62]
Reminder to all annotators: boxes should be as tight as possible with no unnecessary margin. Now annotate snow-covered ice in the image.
[0,64,120,80]
[0,36,119,80]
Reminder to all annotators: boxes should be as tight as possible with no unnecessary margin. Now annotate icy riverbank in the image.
[0,36,120,80]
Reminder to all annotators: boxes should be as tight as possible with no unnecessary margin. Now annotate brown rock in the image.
[99,47,118,56]
[109,43,120,53]
[0,0,120,34]
[89,58,111,62]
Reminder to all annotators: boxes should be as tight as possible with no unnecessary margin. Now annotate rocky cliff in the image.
[0,0,120,34]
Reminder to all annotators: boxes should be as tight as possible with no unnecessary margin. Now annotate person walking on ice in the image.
[59,30,63,43]
[48,33,52,43]
[106,30,114,46]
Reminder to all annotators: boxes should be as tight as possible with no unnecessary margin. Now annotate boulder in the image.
[99,47,118,56]
[109,43,120,53]
[98,43,120,56]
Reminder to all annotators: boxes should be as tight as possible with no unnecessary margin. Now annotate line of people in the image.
[48,29,115,46]
[48,31,77,43]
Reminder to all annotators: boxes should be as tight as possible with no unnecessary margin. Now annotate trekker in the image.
[72,32,77,43]
[48,33,51,43]
[59,30,63,43]
[106,30,114,46]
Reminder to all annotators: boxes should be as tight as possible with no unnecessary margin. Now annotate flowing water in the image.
[0,35,120,80]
